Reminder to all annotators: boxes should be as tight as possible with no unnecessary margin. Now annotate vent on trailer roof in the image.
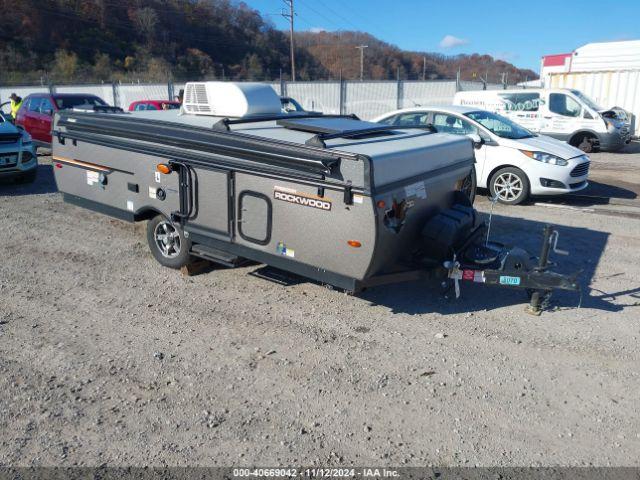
[183,83,212,114]
[182,82,282,117]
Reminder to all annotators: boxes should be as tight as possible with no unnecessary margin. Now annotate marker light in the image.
[156,163,172,174]
[347,240,362,248]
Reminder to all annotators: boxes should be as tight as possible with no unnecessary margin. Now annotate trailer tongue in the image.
[51,82,579,313]
[442,221,579,315]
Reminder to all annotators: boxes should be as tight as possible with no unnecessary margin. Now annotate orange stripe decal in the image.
[52,155,111,172]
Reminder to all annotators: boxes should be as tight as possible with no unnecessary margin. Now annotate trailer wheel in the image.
[146,215,192,269]
[489,167,529,205]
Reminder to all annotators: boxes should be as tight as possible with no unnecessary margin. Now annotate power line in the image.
[311,0,393,38]
[296,0,344,31]
[309,0,364,31]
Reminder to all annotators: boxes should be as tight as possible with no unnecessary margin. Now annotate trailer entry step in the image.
[190,244,243,268]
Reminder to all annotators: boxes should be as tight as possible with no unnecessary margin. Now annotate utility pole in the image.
[355,45,368,81]
[422,56,426,81]
[281,0,296,81]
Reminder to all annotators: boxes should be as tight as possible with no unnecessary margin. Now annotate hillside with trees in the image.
[296,31,537,83]
[0,0,536,84]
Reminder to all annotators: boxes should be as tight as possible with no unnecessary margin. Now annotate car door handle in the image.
[543,116,552,119]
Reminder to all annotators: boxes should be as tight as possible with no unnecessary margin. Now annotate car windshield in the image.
[465,110,535,139]
[55,96,107,110]
[281,98,303,112]
[571,90,603,112]
[161,103,180,110]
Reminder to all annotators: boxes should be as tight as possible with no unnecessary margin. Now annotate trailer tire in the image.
[146,215,192,269]
[489,167,529,205]
[461,166,477,205]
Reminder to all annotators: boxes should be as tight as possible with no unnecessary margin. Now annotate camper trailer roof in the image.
[131,108,464,151]
[128,109,473,188]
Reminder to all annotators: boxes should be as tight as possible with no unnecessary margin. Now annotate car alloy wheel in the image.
[493,172,524,203]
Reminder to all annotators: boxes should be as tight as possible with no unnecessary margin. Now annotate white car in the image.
[373,106,590,205]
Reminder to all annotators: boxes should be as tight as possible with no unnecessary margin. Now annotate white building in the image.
[538,40,640,136]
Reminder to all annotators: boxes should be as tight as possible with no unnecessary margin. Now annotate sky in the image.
[247,0,639,72]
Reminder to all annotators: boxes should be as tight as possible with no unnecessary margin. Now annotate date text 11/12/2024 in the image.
[233,468,400,477]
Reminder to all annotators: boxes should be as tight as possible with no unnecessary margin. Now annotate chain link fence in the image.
[0,79,512,120]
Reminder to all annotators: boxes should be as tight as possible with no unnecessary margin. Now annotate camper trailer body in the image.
[52,83,476,290]
[51,82,579,309]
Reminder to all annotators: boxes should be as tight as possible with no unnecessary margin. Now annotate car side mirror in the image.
[467,133,484,149]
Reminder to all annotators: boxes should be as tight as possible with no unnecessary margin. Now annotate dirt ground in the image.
[1,144,639,468]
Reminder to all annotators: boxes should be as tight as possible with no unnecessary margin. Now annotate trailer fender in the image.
[134,207,164,222]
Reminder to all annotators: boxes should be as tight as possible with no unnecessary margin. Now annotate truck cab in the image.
[453,88,631,153]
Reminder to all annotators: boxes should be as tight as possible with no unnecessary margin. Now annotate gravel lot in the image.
[1,144,639,467]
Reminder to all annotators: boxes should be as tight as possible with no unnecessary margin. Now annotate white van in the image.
[453,88,631,153]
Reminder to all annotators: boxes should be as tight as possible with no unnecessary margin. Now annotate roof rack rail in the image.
[304,124,437,148]
[212,113,360,132]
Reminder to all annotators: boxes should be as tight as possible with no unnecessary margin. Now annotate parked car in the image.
[280,96,320,115]
[453,88,631,153]
[373,106,590,205]
[129,100,181,111]
[0,111,38,183]
[0,101,15,122]
[15,93,108,148]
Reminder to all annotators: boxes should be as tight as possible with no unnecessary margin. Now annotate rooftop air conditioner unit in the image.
[182,82,282,117]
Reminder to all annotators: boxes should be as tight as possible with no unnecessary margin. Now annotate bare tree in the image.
[133,7,158,45]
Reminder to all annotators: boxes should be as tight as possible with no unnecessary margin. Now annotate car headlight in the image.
[603,118,618,132]
[520,150,568,166]
[21,132,33,146]
[21,151,35,164]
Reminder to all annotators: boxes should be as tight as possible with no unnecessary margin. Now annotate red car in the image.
[129,100,181,111]
[15,93,108,148]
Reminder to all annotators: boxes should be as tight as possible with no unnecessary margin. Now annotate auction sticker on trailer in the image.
[499,275,521,286]
[404,181,427,199]
[276,242,295,258]
[86,170,99,186]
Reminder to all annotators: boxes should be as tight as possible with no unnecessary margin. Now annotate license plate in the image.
[499,275,521,286]
[0,154,17,166]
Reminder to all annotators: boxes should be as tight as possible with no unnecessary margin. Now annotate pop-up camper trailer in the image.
[51,82,578,313]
